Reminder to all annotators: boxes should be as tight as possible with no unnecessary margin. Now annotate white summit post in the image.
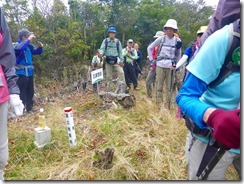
[64,107,77,147]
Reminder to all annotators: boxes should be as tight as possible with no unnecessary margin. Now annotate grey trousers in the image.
[146,68,156,97]
[0,102,8,180]
[185,132,239,180]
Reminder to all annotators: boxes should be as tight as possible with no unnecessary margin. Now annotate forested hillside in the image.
[3,0,213,82]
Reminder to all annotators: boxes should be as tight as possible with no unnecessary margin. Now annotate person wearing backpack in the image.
[176,19,240,180]
[100,27,125,83]
[176,26,208,70]
[14,29,43,113]
[146,31,164,98]
[0,7,24,180]
[147,19,182,110]
[123,39,138,90]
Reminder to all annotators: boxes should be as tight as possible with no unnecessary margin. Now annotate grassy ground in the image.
[5,80,239,180]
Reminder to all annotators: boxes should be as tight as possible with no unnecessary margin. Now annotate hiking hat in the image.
[163,19,178,30]
[197,26,208,35]
[127,39,134,43]
[154,31,164,38]
[108,27,117,33]
[18,29,33,38]
[97,49,102,54]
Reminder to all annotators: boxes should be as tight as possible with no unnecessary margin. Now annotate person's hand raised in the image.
[38,41,43,47]
[28,34,35,42]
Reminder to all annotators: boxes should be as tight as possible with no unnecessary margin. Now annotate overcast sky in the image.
[60,0,220,7]
[0,0,221,9]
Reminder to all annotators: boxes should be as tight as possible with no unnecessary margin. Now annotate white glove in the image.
[9,94,24,116]
[176,54,188,69]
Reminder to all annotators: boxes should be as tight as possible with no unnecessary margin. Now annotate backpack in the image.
[208,19,240,88]
[105,38,120,53]
[157,35,182,67]
[157,36,177,57]
[182,19,240,136]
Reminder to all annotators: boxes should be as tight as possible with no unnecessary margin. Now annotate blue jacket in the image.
[135,50,142,64]
[14,39,43,77]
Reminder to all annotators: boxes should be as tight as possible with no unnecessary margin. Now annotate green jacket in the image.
[122,47,138,63]
[100,38,123,62]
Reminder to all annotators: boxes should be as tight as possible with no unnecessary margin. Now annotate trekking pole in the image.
[135,61,142,73]
[197,137,228,180]
[168,69,175,110]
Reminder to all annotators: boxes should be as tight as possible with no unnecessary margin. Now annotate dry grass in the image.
[5,80,239,180]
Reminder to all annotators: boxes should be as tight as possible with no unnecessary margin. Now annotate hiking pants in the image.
[146,68,156,97]
[105,63,125,83]
[156,67,172,105]
[0,102,9,180]
[185,132,239,180]
[123,62,138,88]
[17,76,34,111]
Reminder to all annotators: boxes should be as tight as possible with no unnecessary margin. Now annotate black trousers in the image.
[123,62,138,88]
[17,75,34,111]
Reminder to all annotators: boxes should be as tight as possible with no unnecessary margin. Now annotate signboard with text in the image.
[91,68,103,84]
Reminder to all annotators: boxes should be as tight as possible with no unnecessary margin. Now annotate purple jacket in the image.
[200,0,240,46]
[0,7,19,104]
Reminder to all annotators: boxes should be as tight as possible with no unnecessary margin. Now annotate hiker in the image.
[146,31,164,98]
[91,49,103,91]
[0,7,24,180]
[176,19,240,180]
[147,19,182,110]
[100,27,125,84]
[176,26,208,70]
[14,29,43,113]
[123,39,139,90]
[91,49,103,70]
[133,43,142,79]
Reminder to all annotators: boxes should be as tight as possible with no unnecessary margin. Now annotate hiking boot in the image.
[134,86,140,90]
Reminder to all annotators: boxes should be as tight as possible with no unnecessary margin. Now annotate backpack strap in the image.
[116,39,120,52]
[105,38,108,52]
[157,36,166,57]
[105,38,120,53]
[209,19,240,88]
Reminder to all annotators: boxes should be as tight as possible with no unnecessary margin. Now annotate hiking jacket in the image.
[122,47,138,63]
[135,50,142,64]
[100,38,123,62]
[176,24,240,154]
[14,39,43,77]
[0,8,19,104]
[148,35,181,68]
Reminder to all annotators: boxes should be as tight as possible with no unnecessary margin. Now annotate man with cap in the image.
[122,39,138,90]
[100,27,125,84]
[147,19,182,110]
[146,31,164,98]
[14,29,43,113]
